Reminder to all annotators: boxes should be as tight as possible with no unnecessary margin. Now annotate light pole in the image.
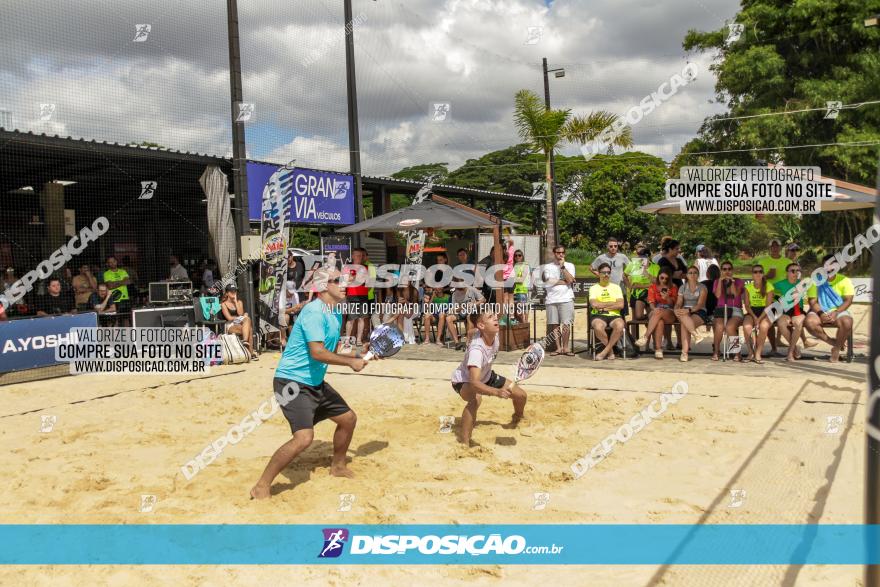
[226,0,255,323]
[542,58,564,252]
[864,14,879,586]
[344,0,364,248]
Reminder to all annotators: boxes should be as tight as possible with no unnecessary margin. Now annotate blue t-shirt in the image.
[275,299,342,386]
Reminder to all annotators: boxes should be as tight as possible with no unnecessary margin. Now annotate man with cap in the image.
[251,268,366,500]
[786,243,800,263]
[694,244,718,282]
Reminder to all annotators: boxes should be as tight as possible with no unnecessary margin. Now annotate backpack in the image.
[199,296,221,321]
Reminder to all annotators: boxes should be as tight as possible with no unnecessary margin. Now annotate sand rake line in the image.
[0,369,247,419]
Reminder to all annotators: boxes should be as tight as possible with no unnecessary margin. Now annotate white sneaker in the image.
[635,336,648,349]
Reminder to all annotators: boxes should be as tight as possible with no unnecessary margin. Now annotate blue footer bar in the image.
[1,524,879,565]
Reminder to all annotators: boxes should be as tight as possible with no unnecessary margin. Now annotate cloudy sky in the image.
[0,0,738,176]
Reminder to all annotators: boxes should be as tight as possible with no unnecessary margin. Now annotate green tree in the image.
[512,89,634,256]
[558,153,666,250]
[390,163,449,183]
[680,0,880,262]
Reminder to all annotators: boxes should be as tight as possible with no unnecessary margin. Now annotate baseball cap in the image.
[311,267,342,292]
[787,243,801,251]
[769,238,782,246]
[695,244,706,252]
[224,283,238,292]
[285,280,296,292]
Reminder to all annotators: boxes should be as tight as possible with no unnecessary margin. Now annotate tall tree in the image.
[513,89,634,257]
[679,0,880,261]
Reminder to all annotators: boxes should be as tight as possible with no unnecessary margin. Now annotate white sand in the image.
[0,305,870,586]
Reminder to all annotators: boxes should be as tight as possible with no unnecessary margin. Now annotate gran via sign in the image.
[247,162,355,225]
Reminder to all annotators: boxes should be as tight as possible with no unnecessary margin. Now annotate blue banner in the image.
[247,162,355,225]
[0,525,878,564]
[0,312,97,372]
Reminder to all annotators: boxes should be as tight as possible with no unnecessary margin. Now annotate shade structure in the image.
[638,176,879,215]
[336,198,519,233]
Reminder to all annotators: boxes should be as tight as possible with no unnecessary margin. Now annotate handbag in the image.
[218,333,250,364]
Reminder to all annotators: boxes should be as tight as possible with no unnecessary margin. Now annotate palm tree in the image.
[513,89,634,257]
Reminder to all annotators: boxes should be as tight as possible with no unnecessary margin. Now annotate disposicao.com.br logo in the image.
[318,528,563,558]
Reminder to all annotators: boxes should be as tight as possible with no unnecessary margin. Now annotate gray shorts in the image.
[546,301,574,325]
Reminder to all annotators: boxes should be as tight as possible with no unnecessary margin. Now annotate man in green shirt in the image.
[103,255,131,325]
[756,238,789,355]
[804,254,855,363]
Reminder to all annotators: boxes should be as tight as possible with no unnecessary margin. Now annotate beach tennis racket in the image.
[513,342,545,384]
[363,324,405,362]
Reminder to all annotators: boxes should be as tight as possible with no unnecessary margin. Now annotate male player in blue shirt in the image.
[251,268,366,500]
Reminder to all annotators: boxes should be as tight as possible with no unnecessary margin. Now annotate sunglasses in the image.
[514,253,523,257]
[687,271,698,275]
[752,269,763,274]
[722,267,733,271]
[554,250,565,254]
[329,278,341,284]
[659,276,669,280]
[788,268,801,273]
[599,271,611,275]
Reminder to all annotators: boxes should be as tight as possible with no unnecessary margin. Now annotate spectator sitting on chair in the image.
[422,286,450,346]
[35,278,76,316]
[542,245,576,356]
[773,262,808,362]
[624,246,654,321]
[446,275,484,349]
[636,267,678,359]
[89,283,118,325]
[674,266,708,362]
[221,283,258,361]
[742,263,774,363]
[589,262,625,362]
[711,261,745,362]
[804,254,855,363]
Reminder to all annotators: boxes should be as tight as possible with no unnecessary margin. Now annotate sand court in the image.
[0,307,870,586]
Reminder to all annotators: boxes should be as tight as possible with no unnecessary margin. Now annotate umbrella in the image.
[638,177,878,214]
[336,199,518,232]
